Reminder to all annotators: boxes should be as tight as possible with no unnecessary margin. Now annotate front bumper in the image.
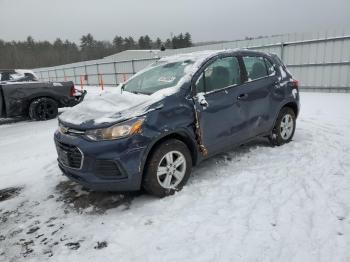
[54,130,148,191]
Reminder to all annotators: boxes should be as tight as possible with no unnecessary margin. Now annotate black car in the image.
[55,50,300,197]
[0,69,86,120]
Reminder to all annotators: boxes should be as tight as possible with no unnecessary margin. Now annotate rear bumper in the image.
[54,130,148,192]
[64,90,87,107]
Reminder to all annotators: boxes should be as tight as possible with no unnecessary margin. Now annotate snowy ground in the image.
[0,89,350,262]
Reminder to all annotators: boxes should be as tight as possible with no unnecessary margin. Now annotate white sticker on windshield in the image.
[158,76,176,83]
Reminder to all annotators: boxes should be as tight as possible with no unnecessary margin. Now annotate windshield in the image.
[123,60,194,95]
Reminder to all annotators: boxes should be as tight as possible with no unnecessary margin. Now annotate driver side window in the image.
[196,56,241,94]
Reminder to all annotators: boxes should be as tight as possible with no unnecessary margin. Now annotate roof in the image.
[158,49,269,64]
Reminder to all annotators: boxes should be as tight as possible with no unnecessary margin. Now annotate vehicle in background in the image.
[0,69,86,121]
[55,50,300,197]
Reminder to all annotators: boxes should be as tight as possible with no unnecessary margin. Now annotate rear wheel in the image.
[29,98,58,121]
[143,139,192,197]
[269,107,296,146]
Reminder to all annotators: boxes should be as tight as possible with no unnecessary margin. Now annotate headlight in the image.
[85,118,145,141]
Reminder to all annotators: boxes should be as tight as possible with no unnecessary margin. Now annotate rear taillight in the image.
[290,79,299,90]
[70,86,75,97]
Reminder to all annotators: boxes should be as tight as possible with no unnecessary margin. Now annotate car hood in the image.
[58,88,169,130]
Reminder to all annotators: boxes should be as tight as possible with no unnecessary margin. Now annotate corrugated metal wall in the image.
[33,30,350,92]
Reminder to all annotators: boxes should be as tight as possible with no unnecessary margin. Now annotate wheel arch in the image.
[29,96,60,106]
[269,101,299,136]
[140,130,199,179]
[282,101,299,118]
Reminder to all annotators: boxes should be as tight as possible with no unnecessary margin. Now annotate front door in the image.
[193,55,250,155]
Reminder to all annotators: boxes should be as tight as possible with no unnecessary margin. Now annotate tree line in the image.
[0,33,193,69]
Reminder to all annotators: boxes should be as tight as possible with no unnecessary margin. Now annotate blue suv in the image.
[54,50,300,197]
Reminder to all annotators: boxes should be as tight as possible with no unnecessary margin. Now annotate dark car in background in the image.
[55,50,300,197]
[0,69,86,120]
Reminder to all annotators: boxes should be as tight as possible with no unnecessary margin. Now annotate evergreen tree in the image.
[172,36,178,49]
[123,37,136,50]
[164,38,172,49]
[178,33,184,48]
[143,35,152,49]
[113,36,124,52]
[184,32,192,47]
[155,38,162,49]
[138,36,146,49]
[80,33,95,49]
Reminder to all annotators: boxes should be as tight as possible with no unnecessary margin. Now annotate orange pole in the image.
[80,75,84,90]
[100,75,104,91]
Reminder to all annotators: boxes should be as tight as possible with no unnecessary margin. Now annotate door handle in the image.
[237,93,248,100]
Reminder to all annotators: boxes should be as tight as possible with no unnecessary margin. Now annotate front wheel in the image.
[269,107,296,146]
[143,139,192,198]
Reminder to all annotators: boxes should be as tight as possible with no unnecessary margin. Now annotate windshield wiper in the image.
[124,90,149,95]
[133,91,150,95]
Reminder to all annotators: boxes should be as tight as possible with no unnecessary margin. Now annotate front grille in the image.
[95,160,125,178]
[56,141,83,169]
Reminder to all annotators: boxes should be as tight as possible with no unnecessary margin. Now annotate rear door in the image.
[238,54,279,137]
[193,55,251,155]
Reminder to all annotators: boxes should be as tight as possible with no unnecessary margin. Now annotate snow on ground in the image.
[0,90,350,262]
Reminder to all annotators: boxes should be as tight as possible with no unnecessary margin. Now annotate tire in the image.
[269,107,296,146]
[143,139,192,198]
[29,97,58,121]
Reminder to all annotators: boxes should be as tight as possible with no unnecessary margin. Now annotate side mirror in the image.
[196,93,208,107]
[200,99,208,107]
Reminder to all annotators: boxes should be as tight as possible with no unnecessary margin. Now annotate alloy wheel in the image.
[156,150,186,189]
[280,114,294,140]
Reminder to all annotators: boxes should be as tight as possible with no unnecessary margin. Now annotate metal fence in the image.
[34,31,350,92]
[36,58,158,87]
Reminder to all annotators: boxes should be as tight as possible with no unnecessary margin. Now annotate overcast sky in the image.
[1,0,349,43]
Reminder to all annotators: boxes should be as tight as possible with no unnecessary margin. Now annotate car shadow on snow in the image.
[0,112,64,126]
[0,117,29,125]
[0,187,23,202]
[54,181,141,214]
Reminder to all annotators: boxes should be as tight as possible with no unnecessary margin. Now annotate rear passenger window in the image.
[243,56,268,81]
[196,56,241,93]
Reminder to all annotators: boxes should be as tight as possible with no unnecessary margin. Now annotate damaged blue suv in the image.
[54,50,300,197]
